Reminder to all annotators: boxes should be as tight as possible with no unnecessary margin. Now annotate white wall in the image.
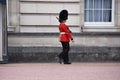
[0,3,3,61]
[19,0,80,33]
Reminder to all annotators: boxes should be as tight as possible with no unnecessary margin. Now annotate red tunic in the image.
[59,23,73,42]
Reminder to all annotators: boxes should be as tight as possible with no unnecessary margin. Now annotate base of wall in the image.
[0,61,8,64]
[0,55,8,64]
[8,47,120,63]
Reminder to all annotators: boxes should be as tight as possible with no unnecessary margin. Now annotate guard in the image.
[57,10,74,64]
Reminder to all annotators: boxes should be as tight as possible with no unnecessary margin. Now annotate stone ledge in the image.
[8,47,120,63]
[8,32,120,37]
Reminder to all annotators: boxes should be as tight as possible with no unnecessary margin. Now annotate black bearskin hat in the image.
[59,10,68,22]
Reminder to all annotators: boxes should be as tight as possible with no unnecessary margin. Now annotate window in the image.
[84,0,114,27]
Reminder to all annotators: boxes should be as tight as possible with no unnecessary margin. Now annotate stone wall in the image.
[8,33,120,62]
[8,46,120,63]
[8,0,20,32]
[8,33,120,47]
[7,0,120,33]
[115,0,120,28]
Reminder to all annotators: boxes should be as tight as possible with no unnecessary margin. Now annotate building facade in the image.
[7,0,120,62]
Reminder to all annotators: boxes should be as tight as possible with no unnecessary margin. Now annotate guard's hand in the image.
[71,39,74,43]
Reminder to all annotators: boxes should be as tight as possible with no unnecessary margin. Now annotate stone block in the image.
[118,15,120,26]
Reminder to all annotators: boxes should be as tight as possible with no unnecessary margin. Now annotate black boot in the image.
[63,54,71,64]
[64,62,71,64]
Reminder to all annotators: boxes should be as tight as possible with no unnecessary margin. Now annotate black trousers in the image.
[59,42,70,63]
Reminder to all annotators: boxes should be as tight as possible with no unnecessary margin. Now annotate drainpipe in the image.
[0,0,8,63]
[6,0,8,27]
[3,0,8,63]
[2,0,8,63]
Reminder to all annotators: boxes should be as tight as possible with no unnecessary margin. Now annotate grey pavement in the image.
[0,63,120,80]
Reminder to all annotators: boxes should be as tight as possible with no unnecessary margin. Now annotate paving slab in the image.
[0,63,120,80]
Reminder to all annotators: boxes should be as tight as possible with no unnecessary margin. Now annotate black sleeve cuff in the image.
[71,38,73,40]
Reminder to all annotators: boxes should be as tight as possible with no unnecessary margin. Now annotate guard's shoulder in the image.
[61,23,66,26]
